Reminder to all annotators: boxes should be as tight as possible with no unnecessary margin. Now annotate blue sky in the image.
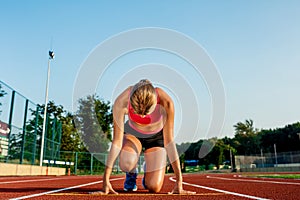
[1,1,300,143]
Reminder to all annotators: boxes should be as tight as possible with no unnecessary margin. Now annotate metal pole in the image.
[274,144,278,167]
[91,153,93,175]
[75,152,78,175]
[230,148,233,170]
[32,106,39,164]
[6,90,15,163]
[260,148,264,168]
[20,99,29,164]
[39,51,54,167]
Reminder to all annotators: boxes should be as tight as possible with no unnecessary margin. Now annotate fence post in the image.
[51,118,56,160]
[260,149,264,168]
[42,113,49,161]
[139,156,142,173]
[58,122,62,150]
[230,149,233,170]
[74,152,78,175]
[20,99,29,164]
[6,90,15,163]
[274,144,278,167]
[90,153,93,175]
[8,91,15,131]
[32,106,39,165]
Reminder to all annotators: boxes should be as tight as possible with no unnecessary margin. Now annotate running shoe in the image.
[124,172,138,191]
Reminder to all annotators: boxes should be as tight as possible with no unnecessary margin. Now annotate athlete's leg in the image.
[144,147,167,193]
[119,134,142,172]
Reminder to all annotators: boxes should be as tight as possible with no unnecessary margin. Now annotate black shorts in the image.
[124,121,164,150]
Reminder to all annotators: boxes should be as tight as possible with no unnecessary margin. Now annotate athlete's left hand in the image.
[168,182,196,194]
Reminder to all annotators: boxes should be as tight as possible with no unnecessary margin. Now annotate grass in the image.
[185,165,206,173]
[247,174,300,179]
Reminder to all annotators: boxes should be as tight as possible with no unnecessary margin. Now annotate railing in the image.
[0,80,61,165]
[235,151,300,172]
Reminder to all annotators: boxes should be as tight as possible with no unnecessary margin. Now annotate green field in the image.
[247,174,300,179]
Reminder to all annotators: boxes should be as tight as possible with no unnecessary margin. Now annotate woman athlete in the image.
[101,79,195,194]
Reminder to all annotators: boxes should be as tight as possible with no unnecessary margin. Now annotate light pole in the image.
[39,51,54,167]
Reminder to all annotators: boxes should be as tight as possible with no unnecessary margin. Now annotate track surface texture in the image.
[1,173,300,200]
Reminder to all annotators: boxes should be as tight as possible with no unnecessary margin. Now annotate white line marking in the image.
[0,177,71,185]
[9,177,124,200]
[169,177,269,200]
[207,175,300,185]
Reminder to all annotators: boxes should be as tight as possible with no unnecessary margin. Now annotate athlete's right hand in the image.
[97,181,118,195]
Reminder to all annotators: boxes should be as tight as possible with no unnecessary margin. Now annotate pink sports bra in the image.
[128,88,163,125]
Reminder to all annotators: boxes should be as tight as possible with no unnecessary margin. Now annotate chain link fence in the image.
[0,81,142,175]
[0,80,61,165]
[44,151,145,175]
[235,151,300,172]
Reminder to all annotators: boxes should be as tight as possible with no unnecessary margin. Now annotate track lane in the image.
[9,177,124,200]
[170,176,269,200]
[185,173,300,200]
[0,176,106,199]
[1,173,299,199]
[0,177,71,185]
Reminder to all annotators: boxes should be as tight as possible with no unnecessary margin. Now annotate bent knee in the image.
[119,152,138,172]
[145,179,163,193]
[147,184,162,193]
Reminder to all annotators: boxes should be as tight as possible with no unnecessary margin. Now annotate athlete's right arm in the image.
[101,88,129,194]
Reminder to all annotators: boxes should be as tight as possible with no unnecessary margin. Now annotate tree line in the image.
[34,95,113,154]
[178,119,300,169]
[0,84,113,162]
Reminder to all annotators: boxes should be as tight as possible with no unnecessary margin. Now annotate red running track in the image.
[0,173,300,200]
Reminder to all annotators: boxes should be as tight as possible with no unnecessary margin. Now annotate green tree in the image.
[7,130,22,160]
[199,138,228,169]
[176,142,192,157]
[75,95,112,153]
[184,139,203,160]
[21,101,64,162]
[233,119,256,135]
[233,119,260,155]
[259,122,300,153]
[222,136,237,168]
[60,112,84,152]
[38,102,63,160]
[94,97,113,141]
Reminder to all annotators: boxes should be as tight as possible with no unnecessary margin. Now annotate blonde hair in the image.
[130,79,156,115]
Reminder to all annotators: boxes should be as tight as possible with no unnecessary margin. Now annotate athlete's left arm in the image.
[158,88,195,195]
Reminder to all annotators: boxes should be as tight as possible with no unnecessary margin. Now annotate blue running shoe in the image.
[124,172,138,191]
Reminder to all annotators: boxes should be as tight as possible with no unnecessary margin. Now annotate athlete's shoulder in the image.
[156,87,171,99]
[155,87,174,107]
[114,86,131,109]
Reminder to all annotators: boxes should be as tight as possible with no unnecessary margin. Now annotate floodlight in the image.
[49,51,55,59]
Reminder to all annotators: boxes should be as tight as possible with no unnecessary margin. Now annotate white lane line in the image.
[0,177,71,185]
[9,177,124,200]
[169,177,269,200]
[207,175,300,186]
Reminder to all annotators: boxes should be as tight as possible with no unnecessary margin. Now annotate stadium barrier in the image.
[0,162,65,176]
[235,150,300,172]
